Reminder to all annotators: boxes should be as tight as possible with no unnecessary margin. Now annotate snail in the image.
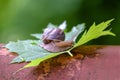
[40,27,74,52]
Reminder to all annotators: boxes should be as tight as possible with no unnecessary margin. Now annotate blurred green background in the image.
[0,0,120,44]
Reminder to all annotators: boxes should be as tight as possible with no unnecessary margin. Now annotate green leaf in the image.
[31,33,42,39]
[6,40,59,63]
[47,23,57,28]
[74,19,115,48]
[13,53,61,74]
[23,53,61,68]
[5,19,115,69]
[65,23,85,42]
[58,21,66,30]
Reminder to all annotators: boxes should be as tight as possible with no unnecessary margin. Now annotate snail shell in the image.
[42,28,65,44]
[40,27,73,52]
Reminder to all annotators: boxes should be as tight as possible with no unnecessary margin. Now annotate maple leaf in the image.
[5,19,115,69]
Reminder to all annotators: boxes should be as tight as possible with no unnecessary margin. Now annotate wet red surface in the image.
[0,45,120,80]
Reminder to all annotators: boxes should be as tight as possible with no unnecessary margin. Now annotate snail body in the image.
[40,27,73,52]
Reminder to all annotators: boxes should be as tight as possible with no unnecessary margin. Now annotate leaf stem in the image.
[67,51,73,56]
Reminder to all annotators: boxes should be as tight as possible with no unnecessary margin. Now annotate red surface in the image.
[0,45,120,80]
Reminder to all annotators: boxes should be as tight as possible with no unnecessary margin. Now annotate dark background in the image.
[0,0,120,44]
